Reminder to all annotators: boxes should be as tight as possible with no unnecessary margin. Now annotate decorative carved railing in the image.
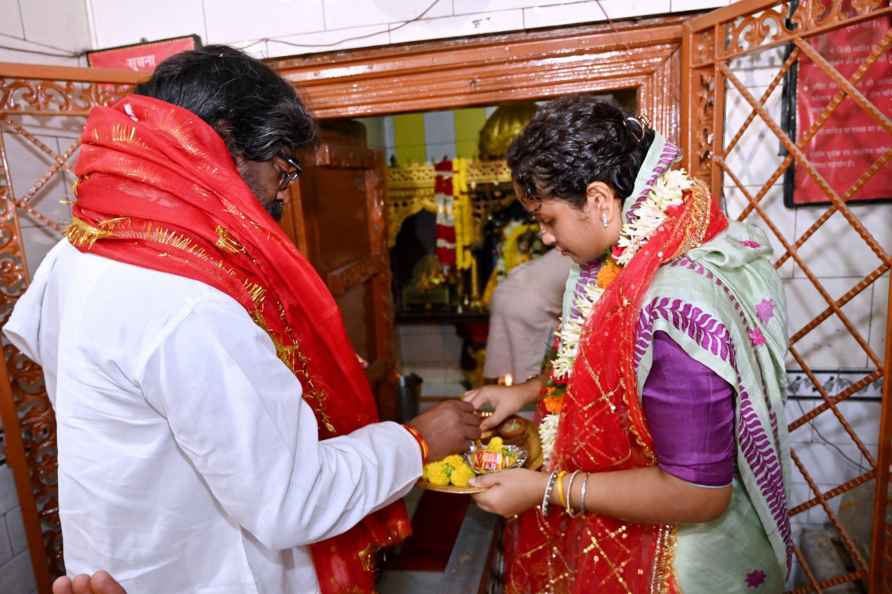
[0,62,140,593]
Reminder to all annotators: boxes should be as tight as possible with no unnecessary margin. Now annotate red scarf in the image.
[68,96,410,593]
[505,182,727,594]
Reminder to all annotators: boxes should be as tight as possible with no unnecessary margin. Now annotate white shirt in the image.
[4,240,422,594]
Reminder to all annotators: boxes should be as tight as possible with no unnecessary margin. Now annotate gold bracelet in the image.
[555,470,568,508]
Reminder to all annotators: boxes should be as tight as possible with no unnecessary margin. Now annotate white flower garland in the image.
[552,280,604,381]
[614,170,691,267]
[539,413,561,468]
[538,169,692,468]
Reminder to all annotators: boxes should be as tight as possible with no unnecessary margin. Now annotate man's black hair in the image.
[507,96,655,208]
[136,44,316,161]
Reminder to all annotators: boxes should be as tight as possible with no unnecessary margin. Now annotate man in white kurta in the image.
[5,239,421,593]
[3,45,482,594]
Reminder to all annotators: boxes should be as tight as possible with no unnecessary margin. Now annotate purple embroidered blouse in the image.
[642,331,735,486]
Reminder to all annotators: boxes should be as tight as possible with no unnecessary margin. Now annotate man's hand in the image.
[409,400,481,461]
[53,572,126,594]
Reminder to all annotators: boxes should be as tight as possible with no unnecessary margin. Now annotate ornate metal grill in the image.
[0,63,138,592]
[682,1,892,592]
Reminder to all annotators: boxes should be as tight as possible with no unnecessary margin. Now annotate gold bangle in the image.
[555,470,568,508]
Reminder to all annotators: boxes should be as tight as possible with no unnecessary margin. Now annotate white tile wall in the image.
[0,467,17,516]
[79,0,728,58]
[722,84,785,187]
[0,39,83,67]
[784,399,815,445]
[784,277,874,369]
[2,129,71,275]
[6,508,25,555]
[19,0,91,53]
[0,549,37,594]
[0,515,12,566]
[5,134,74,223]
[266,26,390,58]
[87,0,207,49]
[869,273,889,367]
[0,467,34,594]
[0,0,23,38]
[389,10,525,44]
[205,0,324,44]
[788,481,819,512]
[792,442,868,486]
[671,0,730,10]
[323,0,452,31]
[728,46,786,87]
[0,0,86,65]
[809,400,882,454]
[453,0,556,13]
[794,203,892,279]
[523,0,670,29]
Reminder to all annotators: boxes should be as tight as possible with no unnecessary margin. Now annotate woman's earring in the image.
[601,213,610,229]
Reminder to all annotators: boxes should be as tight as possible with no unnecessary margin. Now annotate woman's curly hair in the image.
[507,96,655,208]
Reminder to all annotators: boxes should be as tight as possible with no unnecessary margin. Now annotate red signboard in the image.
[87,35,200,73]
[791,16,892,205]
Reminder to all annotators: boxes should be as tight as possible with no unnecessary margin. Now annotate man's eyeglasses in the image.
[276,153,302,193]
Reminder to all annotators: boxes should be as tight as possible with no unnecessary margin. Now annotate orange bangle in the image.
[403,423,430,464]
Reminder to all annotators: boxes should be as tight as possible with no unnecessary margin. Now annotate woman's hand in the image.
[470,468,547,518]
[463,378,542,430]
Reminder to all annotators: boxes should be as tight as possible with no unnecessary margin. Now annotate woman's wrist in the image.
[519,375,544,405]
[547,472,590,514]
[533,470,551,510]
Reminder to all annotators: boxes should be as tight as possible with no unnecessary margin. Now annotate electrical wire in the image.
[794,399,868,475]
[244,0,442,51]
[3,0,617,59]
